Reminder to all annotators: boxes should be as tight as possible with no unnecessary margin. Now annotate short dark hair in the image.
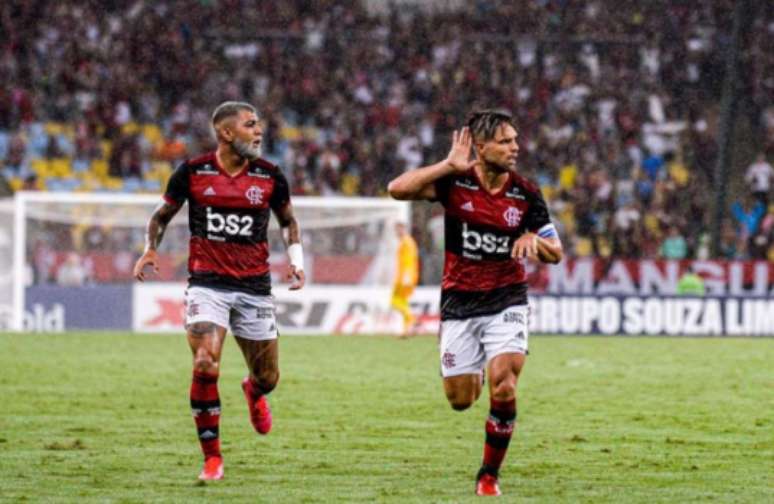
[466,109,515,141]
[211,101,257,126]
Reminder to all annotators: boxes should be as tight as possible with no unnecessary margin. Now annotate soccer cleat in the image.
[198,456,223,481]
[241,377,272,434]
[476,473,501,496]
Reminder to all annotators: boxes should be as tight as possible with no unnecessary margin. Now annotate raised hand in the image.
[446,127,477,173]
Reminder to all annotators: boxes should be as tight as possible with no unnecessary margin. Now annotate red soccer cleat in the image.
[476,473,501,496]
[198,456,223,481]
[241,377,272,434]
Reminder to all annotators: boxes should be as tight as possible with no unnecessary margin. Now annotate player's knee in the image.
[491,377,517,401]
[446,390,475,411]
[254,369,279,394]
[193,348,218,373]
[449,397,474,411]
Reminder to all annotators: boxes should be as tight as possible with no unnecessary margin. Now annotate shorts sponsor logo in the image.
[503,206,522,227]
[503,311,524,324]
[188,302,200,317]
[245,185,264,205]
[256,307,274,319]
[442,352,456,368]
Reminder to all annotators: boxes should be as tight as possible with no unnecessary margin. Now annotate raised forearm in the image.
[387,160,454,200]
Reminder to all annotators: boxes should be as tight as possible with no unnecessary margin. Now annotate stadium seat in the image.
[50,158,73,178]
[574,237,593,257]
[0,131,9,159]
[121,122,141,136]
[123,177,143,192]
[8,177,23,192]
[142,124,163,144]
[28,123,48,156]
[103,177,125,191]
[44,122,66,135]
[31,159,50,178]
[72,159,90,173]
[101,140,113,159]
[91,160,108,178]
[143,179,162,192]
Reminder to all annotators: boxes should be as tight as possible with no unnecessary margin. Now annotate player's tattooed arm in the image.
[133,200,182,281]
[274,203,301,245]
[146,200,183,251]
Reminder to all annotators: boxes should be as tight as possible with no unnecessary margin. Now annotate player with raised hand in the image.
[388,109,562,496]
[133,101,305,481]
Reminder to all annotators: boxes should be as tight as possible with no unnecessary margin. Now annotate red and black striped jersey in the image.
[434,168,556,320]
[163,152,290,295]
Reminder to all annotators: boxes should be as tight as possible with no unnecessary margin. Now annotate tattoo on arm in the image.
[274,204,300,245]
[146,201,182,251]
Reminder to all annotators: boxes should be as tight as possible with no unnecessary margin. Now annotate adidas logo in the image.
[461,201,475,212]
[204,186,216,196]
[200,430,217,440]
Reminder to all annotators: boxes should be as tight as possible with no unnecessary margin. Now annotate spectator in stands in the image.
[745,153,774,205]
[1,0,770,266]
[731,198,766,239]
[660,226,688,260]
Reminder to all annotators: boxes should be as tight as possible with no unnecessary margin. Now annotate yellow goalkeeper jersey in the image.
[396,234,419,287]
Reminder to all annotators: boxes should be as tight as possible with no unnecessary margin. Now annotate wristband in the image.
[287,243,304,270]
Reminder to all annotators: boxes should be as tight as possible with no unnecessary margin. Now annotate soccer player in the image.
[391,221,419,336]
[132,101,305,481]
[387,110,563,496]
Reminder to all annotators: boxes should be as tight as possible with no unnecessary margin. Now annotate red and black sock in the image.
[478,398,517,479]
[190,370,221,460]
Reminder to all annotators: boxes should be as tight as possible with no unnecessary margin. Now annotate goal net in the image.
[6,192,410,332]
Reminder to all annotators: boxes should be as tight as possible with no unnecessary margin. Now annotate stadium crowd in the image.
[2,0,774,279]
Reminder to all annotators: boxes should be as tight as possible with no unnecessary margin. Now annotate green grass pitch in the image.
[0,333,771,503]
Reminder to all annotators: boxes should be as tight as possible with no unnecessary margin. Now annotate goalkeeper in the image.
[391,221,419,336]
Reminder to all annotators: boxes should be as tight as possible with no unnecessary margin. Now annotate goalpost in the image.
[7,191,410,332]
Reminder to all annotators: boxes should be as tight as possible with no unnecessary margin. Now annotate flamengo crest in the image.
[503,206,522,227]
[245,185,264,205]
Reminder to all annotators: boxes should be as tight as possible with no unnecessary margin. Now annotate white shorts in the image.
[439,305,529,377]
[185,286,278,341]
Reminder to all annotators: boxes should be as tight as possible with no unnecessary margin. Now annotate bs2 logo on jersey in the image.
[462,222,510,257]
[206,207,253,237]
